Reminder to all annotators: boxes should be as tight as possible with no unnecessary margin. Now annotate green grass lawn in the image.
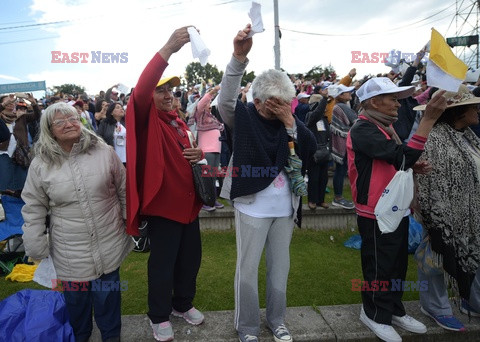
[0,228,421,315]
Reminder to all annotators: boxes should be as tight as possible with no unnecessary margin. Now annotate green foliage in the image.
[304,65,336,82]
[50,83,86,96]
[184,62,224,86]
[242,71,256,86]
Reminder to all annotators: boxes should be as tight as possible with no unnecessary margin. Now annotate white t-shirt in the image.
[234,171,293,218]
[113,122,126,163]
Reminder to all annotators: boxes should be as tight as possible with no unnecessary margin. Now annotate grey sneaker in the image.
[332,197,355,209]
[172,307,205,325]
[270,324,293,342]
[150,320,174,342]
[238,332,259,342]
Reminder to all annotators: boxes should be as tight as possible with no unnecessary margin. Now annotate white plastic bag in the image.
[33,257,57,288]
[374,157,414,234]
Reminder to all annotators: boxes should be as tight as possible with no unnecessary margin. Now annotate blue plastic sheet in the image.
[344,234,362,250]
[344,215,424,254]
[0,289,74,341]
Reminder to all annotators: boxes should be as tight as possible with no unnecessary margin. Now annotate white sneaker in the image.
[150,320,174,342]
[392,314,427,334]
[172,307,205,325]
[360,307,402,342]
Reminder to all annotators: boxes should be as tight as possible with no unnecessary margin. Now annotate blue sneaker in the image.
[460,298,480,317]
[421,306,465,332]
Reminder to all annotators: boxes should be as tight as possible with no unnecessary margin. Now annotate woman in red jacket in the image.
[126,27,205,342]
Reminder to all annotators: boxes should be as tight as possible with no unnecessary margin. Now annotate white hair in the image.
[252,69,295,103]
[34,102,106,167]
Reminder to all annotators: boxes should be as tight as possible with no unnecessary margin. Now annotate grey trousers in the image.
[418,266,452,316]
[418,225,480,315]
[234,209,294,336]
[468,267,480,313]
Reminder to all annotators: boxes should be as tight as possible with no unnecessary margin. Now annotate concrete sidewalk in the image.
[91,300,480,341]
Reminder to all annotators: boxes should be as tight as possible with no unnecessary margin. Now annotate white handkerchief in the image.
[188,27,210,66]
[33,256,57,288]
[247,2,265,38]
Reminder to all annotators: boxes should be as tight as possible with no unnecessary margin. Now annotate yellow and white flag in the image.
[426,28,468,92]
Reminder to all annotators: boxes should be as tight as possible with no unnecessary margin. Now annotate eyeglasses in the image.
[51,117,80,127]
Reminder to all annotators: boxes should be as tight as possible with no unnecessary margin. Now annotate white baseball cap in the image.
[297,93,310,100]
[328,84,355,98]
[356,77,415,103]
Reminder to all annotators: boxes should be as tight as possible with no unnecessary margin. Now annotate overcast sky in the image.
[0,0,472,96]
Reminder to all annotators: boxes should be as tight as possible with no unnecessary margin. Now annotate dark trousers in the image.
[307,158,329,204]
[358,216,409,324]
[63,268,121,342]
[147,216,202,323]
[333,157,348,197]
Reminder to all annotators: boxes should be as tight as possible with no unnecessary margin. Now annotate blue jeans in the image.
[333,156,348,198]
[62,268,122,342]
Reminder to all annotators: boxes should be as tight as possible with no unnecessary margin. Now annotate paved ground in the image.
[91,300,480,341]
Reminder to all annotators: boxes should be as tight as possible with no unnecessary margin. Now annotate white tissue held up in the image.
[187,27,210,67]
[247,2,265,38]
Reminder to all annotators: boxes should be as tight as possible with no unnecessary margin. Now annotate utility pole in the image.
[273,0,281,70]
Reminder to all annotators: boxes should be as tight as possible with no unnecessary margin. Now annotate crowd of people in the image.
[1,22,480,342]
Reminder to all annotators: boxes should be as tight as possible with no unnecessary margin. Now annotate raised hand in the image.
[423,90,447,122]
[159,26,192,62]
[26,93,36,105]
[233,24,253,63]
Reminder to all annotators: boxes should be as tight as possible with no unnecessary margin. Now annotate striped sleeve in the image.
[407,134,427,150]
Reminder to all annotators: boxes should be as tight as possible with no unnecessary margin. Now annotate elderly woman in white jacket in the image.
[21,102,133,342]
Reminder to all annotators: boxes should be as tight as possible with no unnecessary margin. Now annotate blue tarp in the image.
[344,216,423,254]
[0,289,74,341]
[0,195,25,241]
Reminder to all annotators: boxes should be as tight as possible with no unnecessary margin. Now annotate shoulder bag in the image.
[179,132,216,207]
